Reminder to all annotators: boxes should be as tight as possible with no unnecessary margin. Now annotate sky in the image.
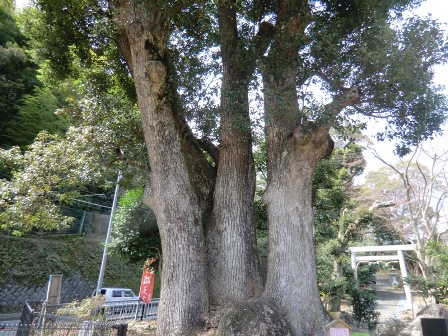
[14,0,448,173]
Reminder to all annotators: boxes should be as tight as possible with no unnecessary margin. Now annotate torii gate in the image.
[348,244,417,309]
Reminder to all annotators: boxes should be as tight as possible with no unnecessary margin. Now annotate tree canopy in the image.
[0,0,40,147]
[1,0,447,335]
[0,1,70,150]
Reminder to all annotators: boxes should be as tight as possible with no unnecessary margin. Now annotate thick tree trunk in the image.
[207,81,263,305]
[205,1,264,307]
[262,139,329,336]
[261,72,358,334]
[261,42,332,334]
[258,3,361,331]
[112,2,213,334]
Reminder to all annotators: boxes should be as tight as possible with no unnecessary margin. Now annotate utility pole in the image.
[95,172,121,295]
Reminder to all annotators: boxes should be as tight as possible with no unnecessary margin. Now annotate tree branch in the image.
[368,200,395,212]
[315,87,361,135]
[243,21,276,75]
[197,138,219,166]
[316,70,347,93]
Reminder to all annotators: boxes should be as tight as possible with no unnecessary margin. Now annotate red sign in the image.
[139,258,156,303]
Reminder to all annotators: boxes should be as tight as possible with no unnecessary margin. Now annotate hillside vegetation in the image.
[0,234,143,293]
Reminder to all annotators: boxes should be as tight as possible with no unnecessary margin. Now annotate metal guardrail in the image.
[19,299,159,325]
[104,299,159,321]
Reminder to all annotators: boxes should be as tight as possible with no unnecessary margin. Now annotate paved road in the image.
[376,286,407,323]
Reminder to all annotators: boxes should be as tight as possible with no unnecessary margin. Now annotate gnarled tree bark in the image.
[206,0,274,307]
[112,2,215,334]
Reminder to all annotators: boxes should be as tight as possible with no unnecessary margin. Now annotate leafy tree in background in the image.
[313,141,383,316]
[0,0,447,335]
[406,241,448,304]
[110,187,161,268]
[0,0,39,147]
[0,130,112,234]
[1,2,149,232]
[312,142,362,310]
[0,65,147,234]
[0,1,68,151]
[4,87,67,147]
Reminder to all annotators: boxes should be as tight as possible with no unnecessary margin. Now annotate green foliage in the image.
[350,286,379,330]
[0,0,25,45]
[313,142,382,315]
[0,28,151,233]
[405,241,448,304]
[370,219,403,246]
[313,142,366,243]
[4,87,67,147]
[309,0,448,155]
[0,131,112,235]
[316,241,351,302]
[0,2,70,149]
[426,241,448,277]
[110,188,161,268]
[254,198,267,231]
[28,0,113,79]
[0,12,39,147]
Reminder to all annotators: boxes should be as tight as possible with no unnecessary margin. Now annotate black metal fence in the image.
[0,322,127,336]
[1,301,131,336]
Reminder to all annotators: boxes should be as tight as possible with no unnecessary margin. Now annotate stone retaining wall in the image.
[0,224,144,314]
[0,271,96,313]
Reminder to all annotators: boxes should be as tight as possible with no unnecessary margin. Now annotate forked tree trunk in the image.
[112,2,214,334]
[259,2,362,331]
[261,70,358,333]
[261,40,332,334]
[260,14,329,334]
[205,1,264,307]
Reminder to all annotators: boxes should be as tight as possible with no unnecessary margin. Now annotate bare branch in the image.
[369,200,395,212]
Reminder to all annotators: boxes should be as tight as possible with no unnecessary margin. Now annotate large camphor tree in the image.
[8,0,448,335]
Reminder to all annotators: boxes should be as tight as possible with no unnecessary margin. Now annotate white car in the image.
[92,288,140,316]
[91,287,139,302]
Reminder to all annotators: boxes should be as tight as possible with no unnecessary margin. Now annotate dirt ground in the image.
[127,320,157,336]
[125,275,432,336]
